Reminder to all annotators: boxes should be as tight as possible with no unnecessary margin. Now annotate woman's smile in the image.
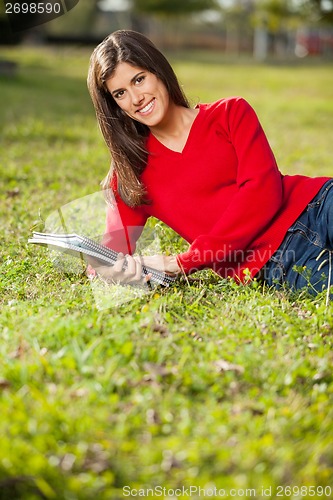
[136,97,156,116]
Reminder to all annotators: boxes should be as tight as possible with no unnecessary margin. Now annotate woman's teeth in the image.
[139,99,155,113]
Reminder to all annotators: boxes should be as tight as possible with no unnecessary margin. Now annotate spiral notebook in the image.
[28,232,177,287]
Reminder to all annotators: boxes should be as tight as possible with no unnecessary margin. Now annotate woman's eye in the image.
[135,75,145,85]
[114,90,125,99]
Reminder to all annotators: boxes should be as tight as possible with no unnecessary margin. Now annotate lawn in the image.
[0,45,333,499]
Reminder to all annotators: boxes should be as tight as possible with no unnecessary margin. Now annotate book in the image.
[28,231,177,287]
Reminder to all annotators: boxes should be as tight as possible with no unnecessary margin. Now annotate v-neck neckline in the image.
[148,104,202,156]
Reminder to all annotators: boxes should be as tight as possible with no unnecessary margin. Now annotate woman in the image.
[87,29,332,294]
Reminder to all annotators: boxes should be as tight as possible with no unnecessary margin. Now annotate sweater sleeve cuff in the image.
[176,248,208,274]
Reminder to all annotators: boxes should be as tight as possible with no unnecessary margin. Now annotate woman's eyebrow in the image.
[111,71,145,96]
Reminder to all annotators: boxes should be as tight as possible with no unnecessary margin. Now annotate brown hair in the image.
[87,30,190,207]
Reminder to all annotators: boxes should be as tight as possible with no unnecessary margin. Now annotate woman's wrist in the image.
[166,255,181,274]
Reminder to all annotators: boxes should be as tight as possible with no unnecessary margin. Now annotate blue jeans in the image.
[260,180,333,294]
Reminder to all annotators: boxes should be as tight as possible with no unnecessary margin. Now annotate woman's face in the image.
[106,62,171,129]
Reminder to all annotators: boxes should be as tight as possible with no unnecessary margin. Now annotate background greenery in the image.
[0,46,333,499]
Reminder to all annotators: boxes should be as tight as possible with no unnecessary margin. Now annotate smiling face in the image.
[106,62,172,130]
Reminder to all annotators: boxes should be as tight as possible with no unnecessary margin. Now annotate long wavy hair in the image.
[87,30,190,207]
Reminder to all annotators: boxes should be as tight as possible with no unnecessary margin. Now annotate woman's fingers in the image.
[125,255,143,282]
[86,252,153,285]
[135,254,180,274]
[98,253,148,285]
[112,252,126,275]
[137,254,165,271]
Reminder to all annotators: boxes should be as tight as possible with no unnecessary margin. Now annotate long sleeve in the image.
[177,98,283,273]
[102,177,148,255]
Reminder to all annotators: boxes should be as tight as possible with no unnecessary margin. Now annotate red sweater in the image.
[104,97,329,282]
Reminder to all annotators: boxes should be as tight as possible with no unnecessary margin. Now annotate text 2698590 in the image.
[5,2,61,14]
[276,486,331,497]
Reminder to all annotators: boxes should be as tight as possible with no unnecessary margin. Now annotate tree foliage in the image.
[134,0,218,16]
[253,0,333,27]
[303,0,333,23]
[251,0,301,31]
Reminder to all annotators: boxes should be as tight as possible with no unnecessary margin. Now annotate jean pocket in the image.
[287,220,322,247]
[307,180,333,209]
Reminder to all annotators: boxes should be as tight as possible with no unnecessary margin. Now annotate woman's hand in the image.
[135,254,181,275]
[86,252,151,285]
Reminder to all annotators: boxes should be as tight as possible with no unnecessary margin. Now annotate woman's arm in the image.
[176,98,284,274]
[89,179,149,284]
[102,177,148,254]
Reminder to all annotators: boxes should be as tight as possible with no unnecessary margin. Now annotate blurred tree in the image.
[132,0,220,47]
[220,0,254,54]
[251,0,333,32]
[298,0,333,23]
[251,0,300,59]
[250,0,333,58]
[45,0,99,37]
[134,0,219,16]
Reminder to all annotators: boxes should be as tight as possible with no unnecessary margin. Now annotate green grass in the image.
[0,46,333,499]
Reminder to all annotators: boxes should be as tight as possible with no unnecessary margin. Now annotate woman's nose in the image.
[131,89,144,106]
